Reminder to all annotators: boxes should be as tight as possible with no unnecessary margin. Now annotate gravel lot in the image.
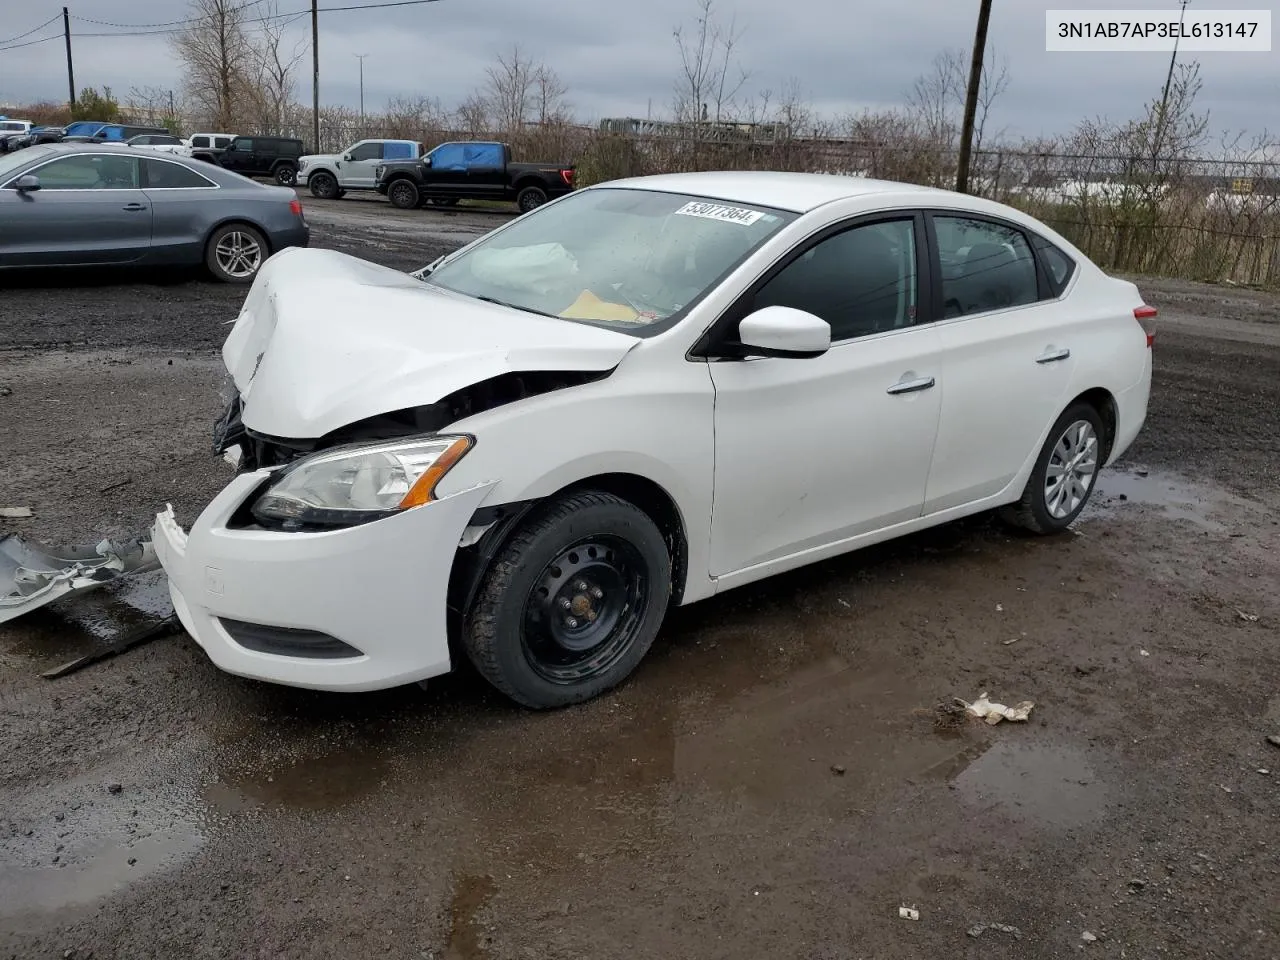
[2,194,1279,960]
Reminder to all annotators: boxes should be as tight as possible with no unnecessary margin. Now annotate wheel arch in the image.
[513,177,547,195]
[1068,386,1119,463]
[447,471,691,634]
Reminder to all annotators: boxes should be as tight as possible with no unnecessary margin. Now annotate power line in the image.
[63,0,442,37]
[0,13,60,44]
[70,0,262,30]
[0,31,62,51]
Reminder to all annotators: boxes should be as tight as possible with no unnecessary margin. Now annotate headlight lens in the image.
[375,164,384,179]
[252,436,472,528]
[297,159,308,170]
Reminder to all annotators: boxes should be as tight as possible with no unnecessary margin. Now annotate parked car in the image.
[126,133,192,157]
[375,140,575,212]
[61,123,172,144]
[0,118,33,152]
[0,143,308,282]
[152,171,1155,707]
[214,135,305,185]
[298,139,422,199]
[188,132,237,163]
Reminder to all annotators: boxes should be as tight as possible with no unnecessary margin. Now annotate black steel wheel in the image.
[464,491,672,709]
[388,179,420,210]
[309,171,339,199]
[516,185,547,213]
[274,164,297,186]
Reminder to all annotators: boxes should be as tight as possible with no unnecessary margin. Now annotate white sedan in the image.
[152,171,1154,707]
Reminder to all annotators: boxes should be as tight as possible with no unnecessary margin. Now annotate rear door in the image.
[0,153,151,266]
[921,212,1079,514]
[462,142,506,199]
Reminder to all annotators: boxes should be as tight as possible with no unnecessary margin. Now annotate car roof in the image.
[600,171,964,214]
[30,143,151,157]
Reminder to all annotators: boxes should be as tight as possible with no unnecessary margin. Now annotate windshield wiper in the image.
[470,294,558,319]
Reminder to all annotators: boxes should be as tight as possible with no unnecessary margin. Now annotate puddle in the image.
[0,568,173,663]
[1089,467,1257,531]
[0,758,208,922]
[951,740,1109,829]
[206,741,392,813]
[443,875,497,960]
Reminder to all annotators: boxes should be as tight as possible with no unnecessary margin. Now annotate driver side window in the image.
[349,141,383,161]
[32,155,140,190]
[753,218,918,341]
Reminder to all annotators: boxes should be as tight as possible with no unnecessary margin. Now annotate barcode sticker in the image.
[674,201,764,226]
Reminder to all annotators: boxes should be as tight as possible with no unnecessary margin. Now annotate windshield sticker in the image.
[674,201,765,226]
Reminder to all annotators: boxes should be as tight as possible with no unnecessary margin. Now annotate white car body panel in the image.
[223,248,638,438]
[156,171,1154,693]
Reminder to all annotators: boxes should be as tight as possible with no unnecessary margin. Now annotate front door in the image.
[340,140,384,189]
[707,215,943,576]
[0,153,151,266]
[421,142,471,198]
[922,213,1077,513]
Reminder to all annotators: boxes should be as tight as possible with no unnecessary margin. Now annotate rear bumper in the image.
[153,472,496,692]
[272,224,310,251]
[1108,348,1152,464]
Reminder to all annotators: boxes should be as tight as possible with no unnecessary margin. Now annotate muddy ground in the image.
[2,196,1278,960]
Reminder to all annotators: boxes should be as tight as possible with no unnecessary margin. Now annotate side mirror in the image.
[421,157,432,168]
[737,305,831,358]
[14,174,40,192]
[342,152,352,162]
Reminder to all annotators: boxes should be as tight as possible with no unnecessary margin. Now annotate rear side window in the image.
[143,158,214,189]
[214,136,232,149]
[278,140,301,157]
[463,142,503,168]
[191,136,209,148]
[258,140,279,155]
[232,138,253,152]
[933,215,1039,318]
[1033,235,1076,296]
[384,141,415,160]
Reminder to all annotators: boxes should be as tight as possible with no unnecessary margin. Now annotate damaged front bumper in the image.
[0,535,157,625]
[152,472,497,692]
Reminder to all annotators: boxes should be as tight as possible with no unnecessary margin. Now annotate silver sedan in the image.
[0,143,309,283]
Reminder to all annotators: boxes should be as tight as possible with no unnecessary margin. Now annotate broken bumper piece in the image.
[0,535,157,625]
[151,472,496,692]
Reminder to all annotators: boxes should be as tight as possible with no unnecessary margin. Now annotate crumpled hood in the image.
[223,247,638,439]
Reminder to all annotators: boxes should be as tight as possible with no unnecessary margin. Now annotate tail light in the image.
[289,197,303,217]
[560,168,575,186]
[1134,304,1157,347]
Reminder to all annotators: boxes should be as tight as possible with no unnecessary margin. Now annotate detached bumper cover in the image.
[153,472,496,692]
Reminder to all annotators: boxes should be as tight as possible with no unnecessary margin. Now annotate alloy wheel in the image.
[214,231,263,279]
[1044,419,1098,519]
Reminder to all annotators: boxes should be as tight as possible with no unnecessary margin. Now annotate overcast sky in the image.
[1,0,1275,143]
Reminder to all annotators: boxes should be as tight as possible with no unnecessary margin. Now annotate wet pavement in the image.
[2,211,1279,958]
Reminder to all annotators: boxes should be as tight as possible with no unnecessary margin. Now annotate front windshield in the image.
[0,145,54,182]
[425,188,796,330]
[64,121,103,136]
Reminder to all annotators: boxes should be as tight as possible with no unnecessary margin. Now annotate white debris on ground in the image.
[0,535,158,624]
[0,507,34,518]
[967,922,1023,939]
[956,692,1035,725]
[898,906,920,921]
[1081,931,1099,943]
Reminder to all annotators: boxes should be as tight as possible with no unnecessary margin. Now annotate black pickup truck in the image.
[375,140,575,212]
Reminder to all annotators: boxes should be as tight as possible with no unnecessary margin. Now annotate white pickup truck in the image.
[296,138,422,199]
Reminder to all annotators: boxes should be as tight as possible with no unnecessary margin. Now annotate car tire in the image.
[1000,402,1107,535]
[516,185,548,213]
[205,222,268,284]
[309,171,339,199]
[274,165,297,186]
[463,491,672,709]
[388,179,420,210]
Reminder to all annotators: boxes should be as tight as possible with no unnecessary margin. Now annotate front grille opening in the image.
[220,618,363,660]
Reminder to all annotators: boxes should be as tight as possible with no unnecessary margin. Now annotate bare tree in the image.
[124,85,175,127]
[455,92,491,138]
[171,0,254,131]
[531,64,569,125]
[246,0,307,134]
[672,0,749,128]
[485,45,535,134]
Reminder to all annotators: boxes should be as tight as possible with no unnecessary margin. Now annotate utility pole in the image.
[1154,0,1190,158]
[62,6,75,110]
[355,53,368,131]
[311,0,320,153]
[955,0,993,194]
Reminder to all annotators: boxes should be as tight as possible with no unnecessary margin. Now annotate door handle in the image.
[886,376,936,395]
[122,203,147,212]
[1036,348,1070,364]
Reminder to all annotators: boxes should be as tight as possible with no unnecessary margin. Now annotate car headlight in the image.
[251,436,473,529]
[375,165,384,179]
[297,159,308,170]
